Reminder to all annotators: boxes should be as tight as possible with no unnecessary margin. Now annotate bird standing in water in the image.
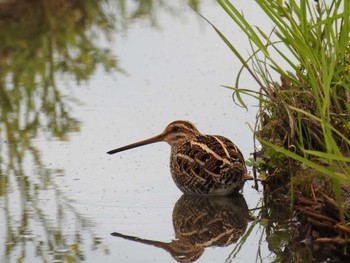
[107,120,250,195]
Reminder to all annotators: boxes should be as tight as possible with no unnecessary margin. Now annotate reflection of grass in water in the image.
[225,213,262,263]
[3,177,101,262]
[0,0,119,141]
[0,0,118,261]
[116,0,201,28]
[227,197,317,263]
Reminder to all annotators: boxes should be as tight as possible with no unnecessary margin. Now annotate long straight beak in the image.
[107,134,163,155]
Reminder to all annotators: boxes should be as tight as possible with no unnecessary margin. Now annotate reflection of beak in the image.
[244,174,254,181]
[111,232,166,247]
[111,231,204,262]
[107,134,163,155]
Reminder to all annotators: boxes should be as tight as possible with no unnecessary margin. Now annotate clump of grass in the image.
[206,1,350,256]
[208,0,350,194]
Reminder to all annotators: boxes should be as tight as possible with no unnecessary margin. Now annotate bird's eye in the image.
[172,127,180,132]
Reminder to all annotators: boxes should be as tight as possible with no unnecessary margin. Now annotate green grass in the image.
[201,0,350,236]
[199,1,350,259]
[208,0,350,199]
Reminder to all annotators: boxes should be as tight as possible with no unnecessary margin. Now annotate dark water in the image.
[0,0,287,262]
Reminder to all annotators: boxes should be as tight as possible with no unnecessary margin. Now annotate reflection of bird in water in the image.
[107,120,251,195]
[111,194,249,262]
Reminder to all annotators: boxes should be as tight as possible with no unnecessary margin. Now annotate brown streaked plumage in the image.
[107,120,251,195]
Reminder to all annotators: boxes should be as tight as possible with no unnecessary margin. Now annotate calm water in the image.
[0,1,278,262]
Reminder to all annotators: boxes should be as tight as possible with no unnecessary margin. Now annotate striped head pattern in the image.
[160,121,201,148]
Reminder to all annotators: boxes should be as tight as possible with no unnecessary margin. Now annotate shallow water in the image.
[0,1,278,262]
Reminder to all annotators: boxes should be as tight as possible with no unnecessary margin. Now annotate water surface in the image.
[0,1,276,262]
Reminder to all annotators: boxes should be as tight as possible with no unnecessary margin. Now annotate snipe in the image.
[107,120,250,195]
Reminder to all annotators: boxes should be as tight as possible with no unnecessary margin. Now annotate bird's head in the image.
[107,120,200,154]
[160,120,200,147]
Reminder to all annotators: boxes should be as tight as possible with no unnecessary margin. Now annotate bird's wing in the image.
[172,135,245,184]
[212,135,245,162]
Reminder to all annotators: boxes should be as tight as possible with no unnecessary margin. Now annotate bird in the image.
[111,194,249,262]
[107,120,251,195]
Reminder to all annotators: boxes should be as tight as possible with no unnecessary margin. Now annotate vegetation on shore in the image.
[210,0,350,260]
